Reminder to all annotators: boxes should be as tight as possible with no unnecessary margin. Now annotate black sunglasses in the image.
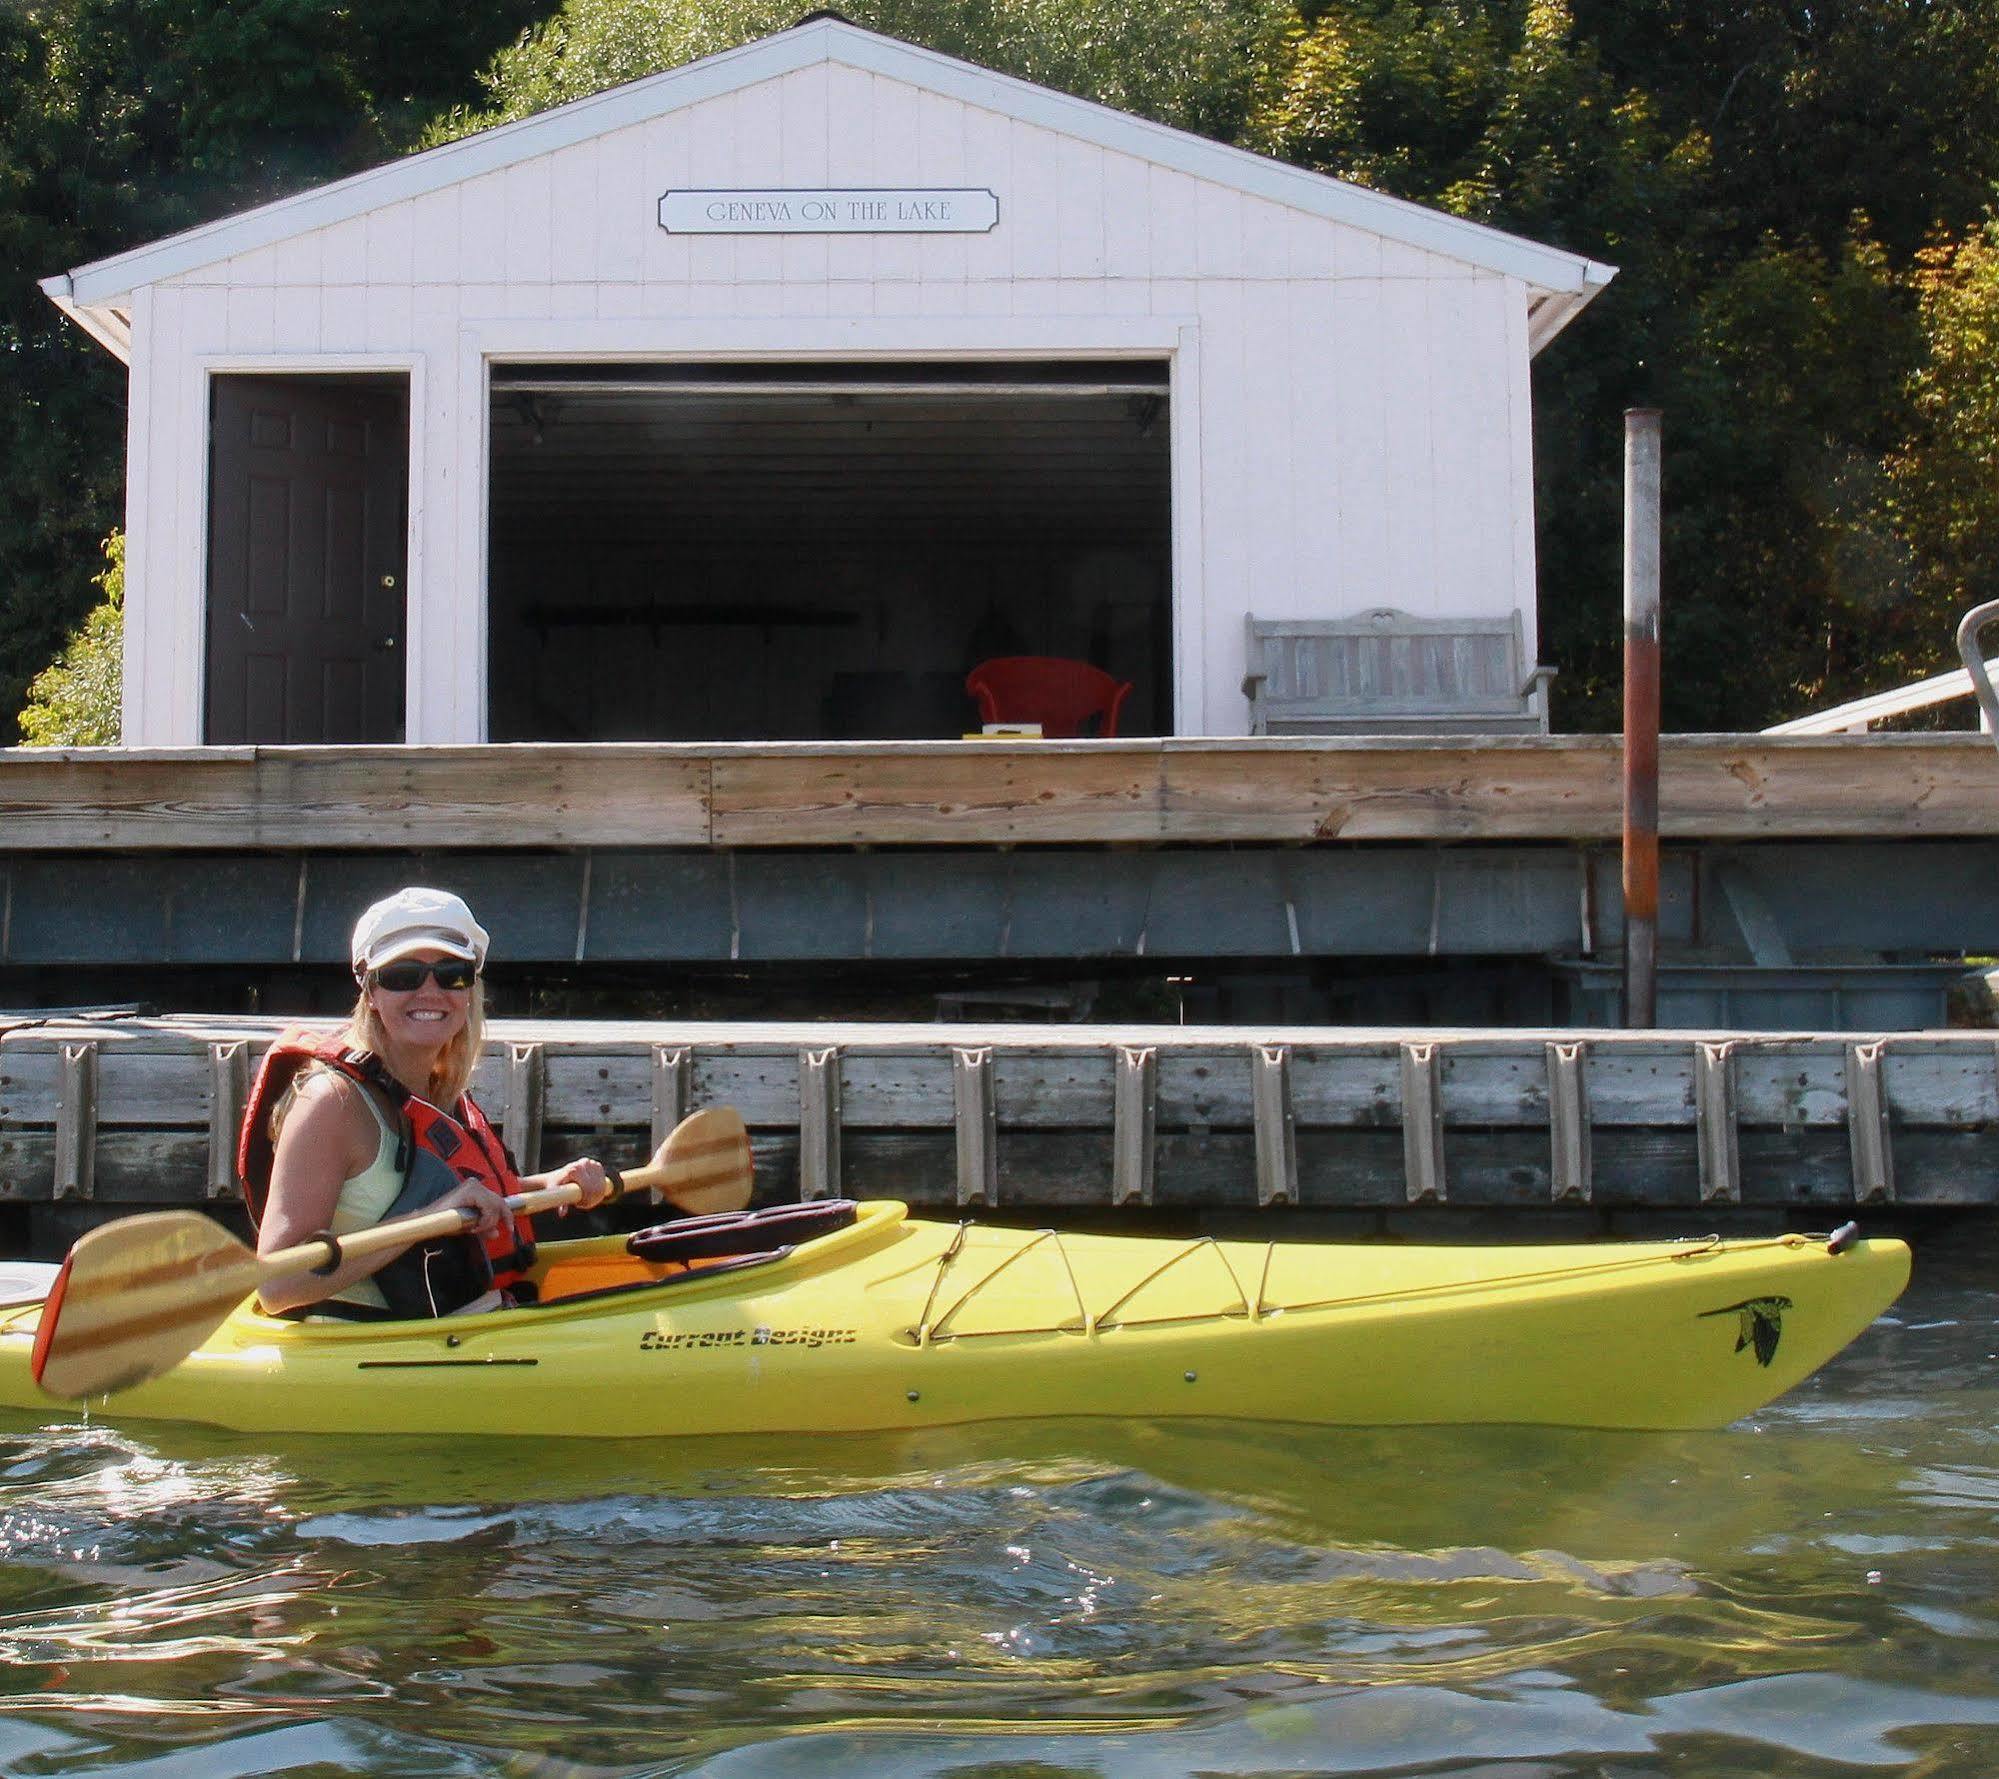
[370,958,479,993]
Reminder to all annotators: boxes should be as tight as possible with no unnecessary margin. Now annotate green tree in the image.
[2,0,549,729]
[1241,0,1999,728]
[428,0,1287,146]
[19,530,122,745]
[1873,224,1999,667]
[18,0,1999,735]
[1657,228,1921,727]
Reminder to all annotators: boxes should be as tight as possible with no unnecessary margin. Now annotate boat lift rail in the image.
[1958,599,1999,743]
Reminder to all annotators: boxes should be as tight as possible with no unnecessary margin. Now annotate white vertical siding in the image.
[915,90,969,285]
[365,204,416,287]
[120,285,157,744]
[870,76,923,285]
[548,142,600,282]
[409,186,462,287]
[1379,270,1436,614]
[1328,279,1389,614]
[1502,275,1541,661]
[1230,278,1296,730]
[126,59,1544,742]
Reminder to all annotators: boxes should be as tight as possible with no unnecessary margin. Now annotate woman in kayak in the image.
[252,887,612,1318]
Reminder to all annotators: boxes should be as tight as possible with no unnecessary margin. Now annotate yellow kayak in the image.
[0,1203,1908,1436]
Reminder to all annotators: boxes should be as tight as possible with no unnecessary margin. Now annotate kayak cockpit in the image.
[532,1196,866,1303]
[210,1198,911,1332]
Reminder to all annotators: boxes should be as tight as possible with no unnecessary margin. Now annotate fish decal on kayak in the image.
[1700,1295,1794,1367]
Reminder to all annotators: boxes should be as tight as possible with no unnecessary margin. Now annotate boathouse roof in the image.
[42,14,1615,362]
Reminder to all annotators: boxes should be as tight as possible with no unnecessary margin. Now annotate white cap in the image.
[351,887,490,974]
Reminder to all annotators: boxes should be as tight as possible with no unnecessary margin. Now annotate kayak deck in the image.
[0,1204,1910,1437]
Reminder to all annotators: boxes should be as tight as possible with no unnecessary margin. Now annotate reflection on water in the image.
[0,1229,1995,1776]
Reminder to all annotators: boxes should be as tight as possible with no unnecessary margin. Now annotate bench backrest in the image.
[1243,609,1553,734]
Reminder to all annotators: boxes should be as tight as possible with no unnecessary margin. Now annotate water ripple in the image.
[0,1232,1995,1775]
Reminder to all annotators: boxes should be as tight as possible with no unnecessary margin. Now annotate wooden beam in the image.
[53,1040,98,1201]
[0,747,711,849]
[648,1045,690,1203]
[1846,1040,1896,1205]
[799,1047,842,1201]
[2,736,1997,850]
[504,1042,546,1174]
[1545,1040,1591,1203]
[952,1046,998,1208]
[1400,1041,1446,1205]
[1696,1040,1742,1205]
[1251,1045,1296,1207]
[206,1039,250,1201]
[1111,1044,1157,1207]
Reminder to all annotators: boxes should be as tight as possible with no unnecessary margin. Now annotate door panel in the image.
[206,376,408,743]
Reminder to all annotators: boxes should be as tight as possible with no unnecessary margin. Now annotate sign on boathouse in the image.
[660,188,999,233]
[40,15,1613,748]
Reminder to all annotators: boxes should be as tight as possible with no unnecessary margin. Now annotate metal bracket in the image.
[1846,1040,1896,1205]
[206,1039,251,1200]
[54,1040,98,1202]
[649,1046,691,1203]
[504,1042,546,1173]
[1111,1045,1157,1206]
[1251,1045,1296,1207]
[1400,1041,1446,1205]
[1545,1040,1591,1203]
[953,1046,997,1208]
[1714,862,1795,967]
[1696,1040,1741,1205]
[799,1047,842,1202]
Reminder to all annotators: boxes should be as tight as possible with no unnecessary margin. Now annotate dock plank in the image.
[3,735,1998,848]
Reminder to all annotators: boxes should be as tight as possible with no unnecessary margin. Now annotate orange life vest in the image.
[237,1027,538,1312]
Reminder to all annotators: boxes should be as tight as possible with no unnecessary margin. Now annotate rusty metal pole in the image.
[1622,409,1663,1027]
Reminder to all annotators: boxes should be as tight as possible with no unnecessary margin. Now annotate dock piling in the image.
[1545,1040,1592,1202]
[799,1047,843,1201]
[205,1040,250,1201]
[53,1041,97,1202]
[1623,407,1664,1028]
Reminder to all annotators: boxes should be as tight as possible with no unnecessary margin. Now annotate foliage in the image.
[12,0,1999,732]
[18,530,122,745]
[1239,0,1999,728]
[426,0,1287,146]
[1874,225,1999,665]
[0,0,548,726]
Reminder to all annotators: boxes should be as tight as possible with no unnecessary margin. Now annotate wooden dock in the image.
[5,732,1999,848]
[4,1015,1993,1253]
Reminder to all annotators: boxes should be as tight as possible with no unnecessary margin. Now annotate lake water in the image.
[0,1224,1994,1778]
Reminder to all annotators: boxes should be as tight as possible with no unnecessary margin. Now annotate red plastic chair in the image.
[964,657,1133,739]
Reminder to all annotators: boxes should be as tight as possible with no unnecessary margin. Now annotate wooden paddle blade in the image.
[32,1212,261,1402]
[622,1106,754,1215]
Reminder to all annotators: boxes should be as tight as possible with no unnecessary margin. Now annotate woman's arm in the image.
[255,1076,508,1314]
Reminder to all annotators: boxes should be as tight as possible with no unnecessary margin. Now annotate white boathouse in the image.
[42,15,1613,748]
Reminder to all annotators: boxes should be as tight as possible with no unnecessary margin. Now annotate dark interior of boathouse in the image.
[485,360,1174,743]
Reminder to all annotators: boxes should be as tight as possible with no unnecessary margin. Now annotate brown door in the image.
[205,375,409,743]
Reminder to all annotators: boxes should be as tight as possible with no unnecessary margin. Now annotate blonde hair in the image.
[346,975,488,1107]
[269,976,487,1145]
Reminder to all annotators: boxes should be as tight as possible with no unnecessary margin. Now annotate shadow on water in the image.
[0,1230,1993,1776]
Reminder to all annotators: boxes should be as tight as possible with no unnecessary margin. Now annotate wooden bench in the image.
[1242,610,1556,735]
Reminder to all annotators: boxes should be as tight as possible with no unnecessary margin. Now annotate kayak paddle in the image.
[30,1105,754,1403]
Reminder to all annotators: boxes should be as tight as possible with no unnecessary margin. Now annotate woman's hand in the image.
[541,1157,613,1214]
[430,1178,511,1236]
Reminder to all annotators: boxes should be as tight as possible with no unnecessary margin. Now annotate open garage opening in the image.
[486,360,1172,741]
